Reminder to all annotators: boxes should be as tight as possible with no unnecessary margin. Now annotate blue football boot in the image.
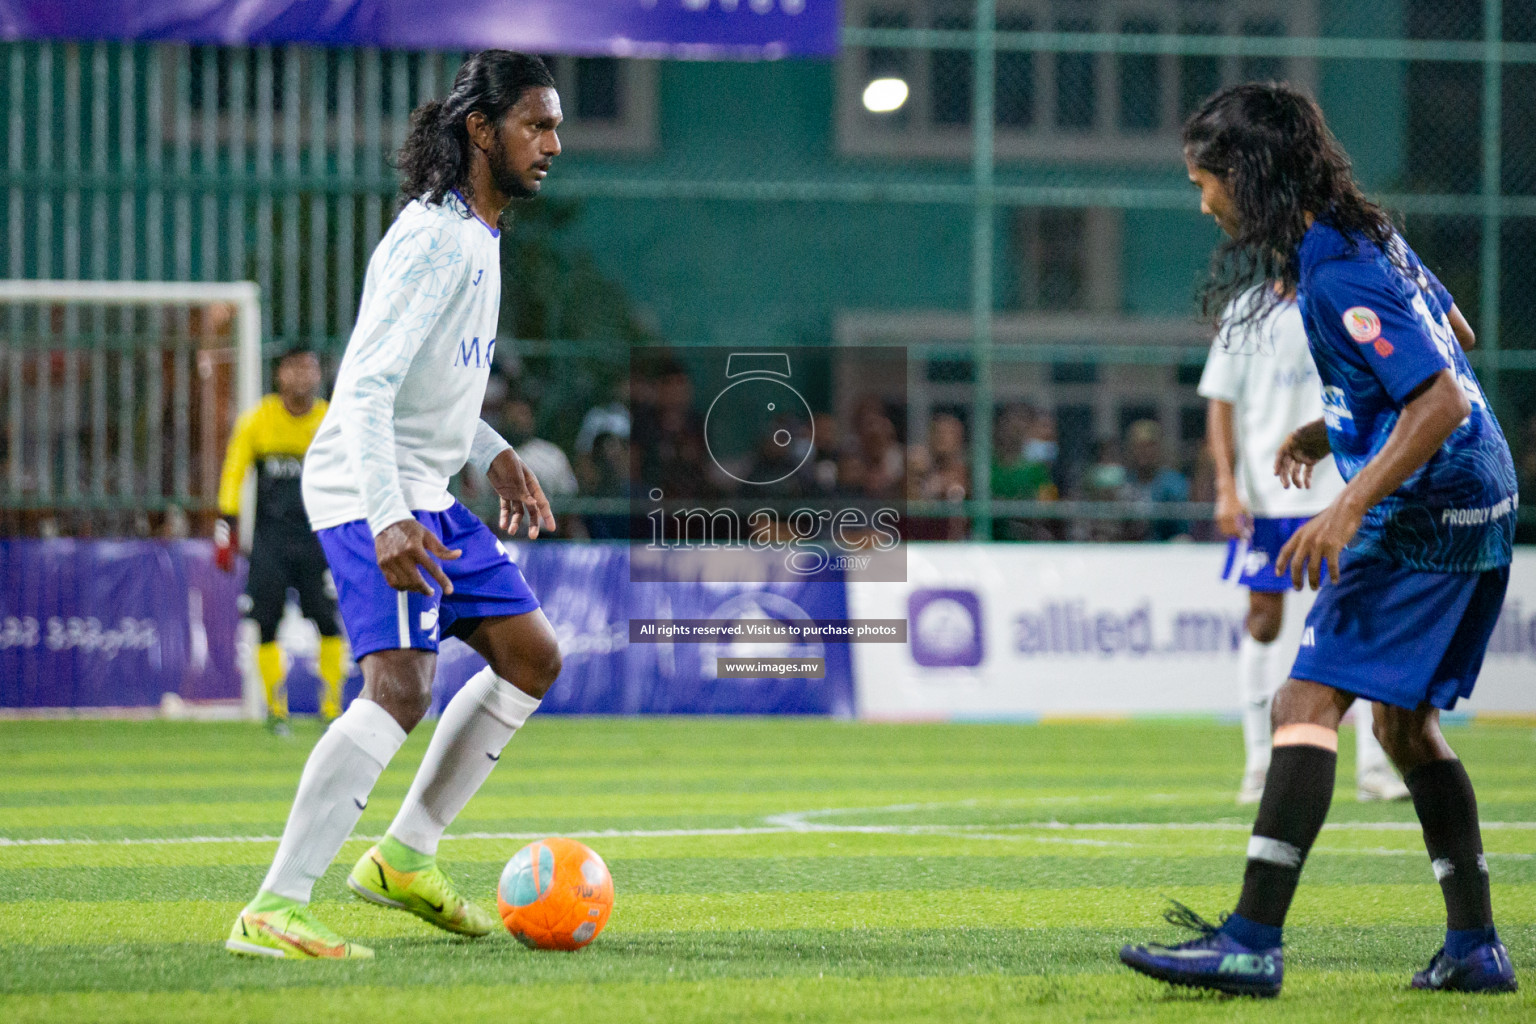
[1120,902,1283,998]
[1411,941,1518,993]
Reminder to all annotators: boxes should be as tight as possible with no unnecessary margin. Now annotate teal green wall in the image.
[1320,0,1407,190]
[1122,210,1222,317]
[561,58,983,346]
[552,0,1407,339]
[571,194,977,346]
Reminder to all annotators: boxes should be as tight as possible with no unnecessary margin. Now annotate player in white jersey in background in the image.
[227,51,564,960]
[1200,285,1409,804]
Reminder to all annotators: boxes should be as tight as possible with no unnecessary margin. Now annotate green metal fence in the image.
[1,1,1534,537]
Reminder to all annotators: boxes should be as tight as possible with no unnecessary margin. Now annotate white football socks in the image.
[1238,634,1280,775]
[258,698,407,904]
[386,667,541,858]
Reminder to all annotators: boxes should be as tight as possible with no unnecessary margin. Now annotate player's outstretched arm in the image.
[486,446,557,540]
[1275,371,1469,590]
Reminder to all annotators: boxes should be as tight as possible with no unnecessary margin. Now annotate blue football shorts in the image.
[1289,549,1509,711]
[1222,516,1315,594]
[315,501,540,660]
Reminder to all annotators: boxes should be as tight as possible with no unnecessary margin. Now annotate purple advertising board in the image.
[2,538,854,715]
[431,541,855,715]
[0,1,839,59]
[0,539,243,709]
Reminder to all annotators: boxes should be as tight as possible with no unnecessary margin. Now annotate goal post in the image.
[0,278,263,413]
[0,279,267,717]
[0,279,264,538]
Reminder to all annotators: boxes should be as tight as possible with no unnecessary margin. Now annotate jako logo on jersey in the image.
[472,268,483,286]
[420,608,439,640]
[454,337,496,368]
[1343,306,1394,357]
[1300,626,1316,647]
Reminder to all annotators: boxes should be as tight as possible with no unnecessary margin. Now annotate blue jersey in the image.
[1295,222,1517,573]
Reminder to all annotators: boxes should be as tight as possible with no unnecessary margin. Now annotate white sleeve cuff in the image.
[367,498,416,538]
[470,420,513,475]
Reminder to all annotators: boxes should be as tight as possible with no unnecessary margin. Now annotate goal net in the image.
[0,280,262,539]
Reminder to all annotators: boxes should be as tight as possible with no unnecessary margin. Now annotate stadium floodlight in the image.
[862,77,909,113]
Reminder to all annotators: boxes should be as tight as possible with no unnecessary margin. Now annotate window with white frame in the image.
[544,56,657,154]
[839,0,1318,162]
[1013,206,1122,311]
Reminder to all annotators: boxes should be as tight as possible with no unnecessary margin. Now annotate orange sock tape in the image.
[1273,723,1339,751]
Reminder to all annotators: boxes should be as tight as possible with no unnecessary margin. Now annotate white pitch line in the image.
[0,825,1134,849]
[2,819,1534,849]
[1311,845,1533,861]
[0,827,785,849]
[1025,820,1536,832]
[766,805,1536,833]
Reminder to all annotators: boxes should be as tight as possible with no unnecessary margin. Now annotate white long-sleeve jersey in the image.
[303,193,512,536]
[1197,286,1345,518]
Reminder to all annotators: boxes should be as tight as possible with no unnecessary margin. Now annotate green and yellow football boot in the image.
[226,902,373,959]
[348,840,497,937]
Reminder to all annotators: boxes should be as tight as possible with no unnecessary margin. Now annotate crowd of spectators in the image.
[8,349,1533,542]
[907,404,1197,543]
[8,358,1535,543]
[433,365,1536,546]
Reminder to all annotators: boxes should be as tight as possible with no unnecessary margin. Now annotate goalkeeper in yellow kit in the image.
[216,347,345,733]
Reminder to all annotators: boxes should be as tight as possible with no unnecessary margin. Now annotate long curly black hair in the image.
[397,50,555,212]
[1182,82,1399,330]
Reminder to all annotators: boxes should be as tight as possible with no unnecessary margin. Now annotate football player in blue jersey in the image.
[1120,82,1519,998]
[1200,282,1413,806]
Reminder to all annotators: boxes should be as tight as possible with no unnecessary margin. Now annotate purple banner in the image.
[0,2,839,59]
[0,537,850,714]
[0,540,242,709]
[432,542,855,715]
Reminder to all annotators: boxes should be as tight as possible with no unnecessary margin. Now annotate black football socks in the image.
[1225,743,1337,949]
[1405,758,1498,957]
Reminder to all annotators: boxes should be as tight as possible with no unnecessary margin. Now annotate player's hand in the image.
[1273,496,1363,591]
[1214,488,1252,540]
[487,448,557,540]
[374,519,461,595]
[1273,419,1332,490]
[213,516,239,573]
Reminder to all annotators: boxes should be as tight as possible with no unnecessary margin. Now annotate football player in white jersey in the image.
[227,51,565,960]
[1200,285,1409,805]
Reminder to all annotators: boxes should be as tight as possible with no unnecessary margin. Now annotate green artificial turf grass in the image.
[0,717,1531,1022]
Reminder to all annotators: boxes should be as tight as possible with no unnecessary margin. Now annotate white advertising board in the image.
[848,544,1536,718]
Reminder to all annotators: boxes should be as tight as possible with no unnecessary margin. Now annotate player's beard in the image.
[489,137,539,201]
